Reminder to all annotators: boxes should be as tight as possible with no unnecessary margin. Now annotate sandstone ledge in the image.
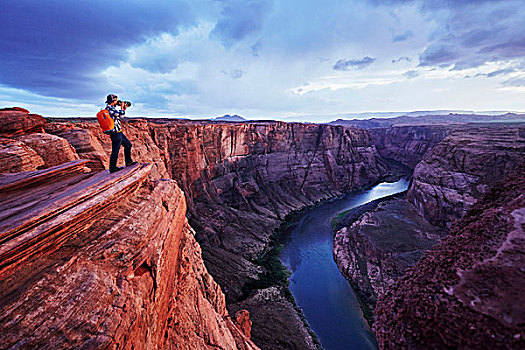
[0,157,257,349]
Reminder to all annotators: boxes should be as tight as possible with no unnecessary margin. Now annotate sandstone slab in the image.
[15,132,79,168]
[0,137,45,173]
[0,109,46,135]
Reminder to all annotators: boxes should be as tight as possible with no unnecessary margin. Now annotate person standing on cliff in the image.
[105,94,136,173]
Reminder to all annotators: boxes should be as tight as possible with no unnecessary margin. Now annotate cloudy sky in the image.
[1,0,524,121]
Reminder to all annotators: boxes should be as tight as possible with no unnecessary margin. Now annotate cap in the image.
[105,94,118,104]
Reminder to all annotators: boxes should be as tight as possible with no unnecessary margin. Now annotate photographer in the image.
[105,94,136,173]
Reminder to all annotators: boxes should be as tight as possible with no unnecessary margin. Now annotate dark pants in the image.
[109,132,133,171]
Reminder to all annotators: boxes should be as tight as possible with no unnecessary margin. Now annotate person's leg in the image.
[109,132,123,171]
[121,134,134,165]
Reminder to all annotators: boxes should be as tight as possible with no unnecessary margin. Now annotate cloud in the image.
[403,70,419,79]
[333,57,375,71]
[502,76,525,87]
[470,67,518,78]
[0,0,204,99]
[210,0,273,46]
[392,30,414,42]
[222,69,246,79]
[415,0,525,70]
[2,0,525,118]
[419,45,459,67]
[392,56,412,63]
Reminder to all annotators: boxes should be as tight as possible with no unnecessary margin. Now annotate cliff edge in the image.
[0,108,258,350]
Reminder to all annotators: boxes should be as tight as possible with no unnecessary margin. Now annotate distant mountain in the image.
[212,114,247,122]
[332,110,511,120]
[329,112,525,128]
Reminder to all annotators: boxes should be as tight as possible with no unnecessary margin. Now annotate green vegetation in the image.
[241,232,292,297]
[240,212,301,301]
[240,211,323,350]
[330,208,352,230]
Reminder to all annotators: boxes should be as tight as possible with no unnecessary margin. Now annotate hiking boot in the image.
[126,161,138,167]
[109,167,124,173]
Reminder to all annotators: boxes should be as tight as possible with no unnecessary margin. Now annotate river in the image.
[280,179,410,350]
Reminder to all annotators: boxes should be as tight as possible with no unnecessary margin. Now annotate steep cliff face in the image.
[0,110,258,350]
[45,118,389,349]
[154,122,388,349]
[407,126,525,226]
[370,125,450,168]
[162,122,388,296]
[334,125,524,334]
[333,195,445,310]
[374,174,525,349]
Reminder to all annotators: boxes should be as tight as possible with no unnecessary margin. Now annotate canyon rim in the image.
[1,107,524,349]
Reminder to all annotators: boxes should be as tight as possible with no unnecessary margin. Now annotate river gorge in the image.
[281,179,409,350]
[0,107,523,349]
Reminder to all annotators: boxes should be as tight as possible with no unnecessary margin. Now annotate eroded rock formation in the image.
[0,110,258,350]
[407,126,525,226]
[0,107,46,136]
[374,174,525,349]
[370,125,450,168]
[333,194,445,310]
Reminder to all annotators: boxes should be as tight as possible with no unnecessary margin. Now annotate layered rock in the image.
[333,195,445,310]
[14,133,79,168]
[370,125,450,168]
[45,119,388,349]
[0,137,45,172]
[0,110,78,172]
[0,159,258,349]
[45,123,109,171]
[407,126,525,226]
[0,108,46,135]
[374,174,525,349]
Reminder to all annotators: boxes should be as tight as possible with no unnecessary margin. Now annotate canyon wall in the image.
[333,195,445,312]
[370,125,453,169]
[4,109,391,350]
[407,126,525,226]
[333,124,525,348]
[370,125,450,168]
[149,121,389,349]
[374,173,525,349]
[0,109,258,350]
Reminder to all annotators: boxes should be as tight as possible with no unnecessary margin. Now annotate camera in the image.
[117,100,132,107]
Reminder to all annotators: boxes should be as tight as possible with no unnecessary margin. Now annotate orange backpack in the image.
[96,109,115,134]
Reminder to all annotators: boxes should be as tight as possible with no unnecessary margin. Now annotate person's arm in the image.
[118,101,126,115]
[106,105,123,119]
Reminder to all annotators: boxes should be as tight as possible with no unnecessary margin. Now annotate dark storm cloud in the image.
[211,0,273,46]
[333,57,375,71]
[0,0,194,99]
[414,0,525,69]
